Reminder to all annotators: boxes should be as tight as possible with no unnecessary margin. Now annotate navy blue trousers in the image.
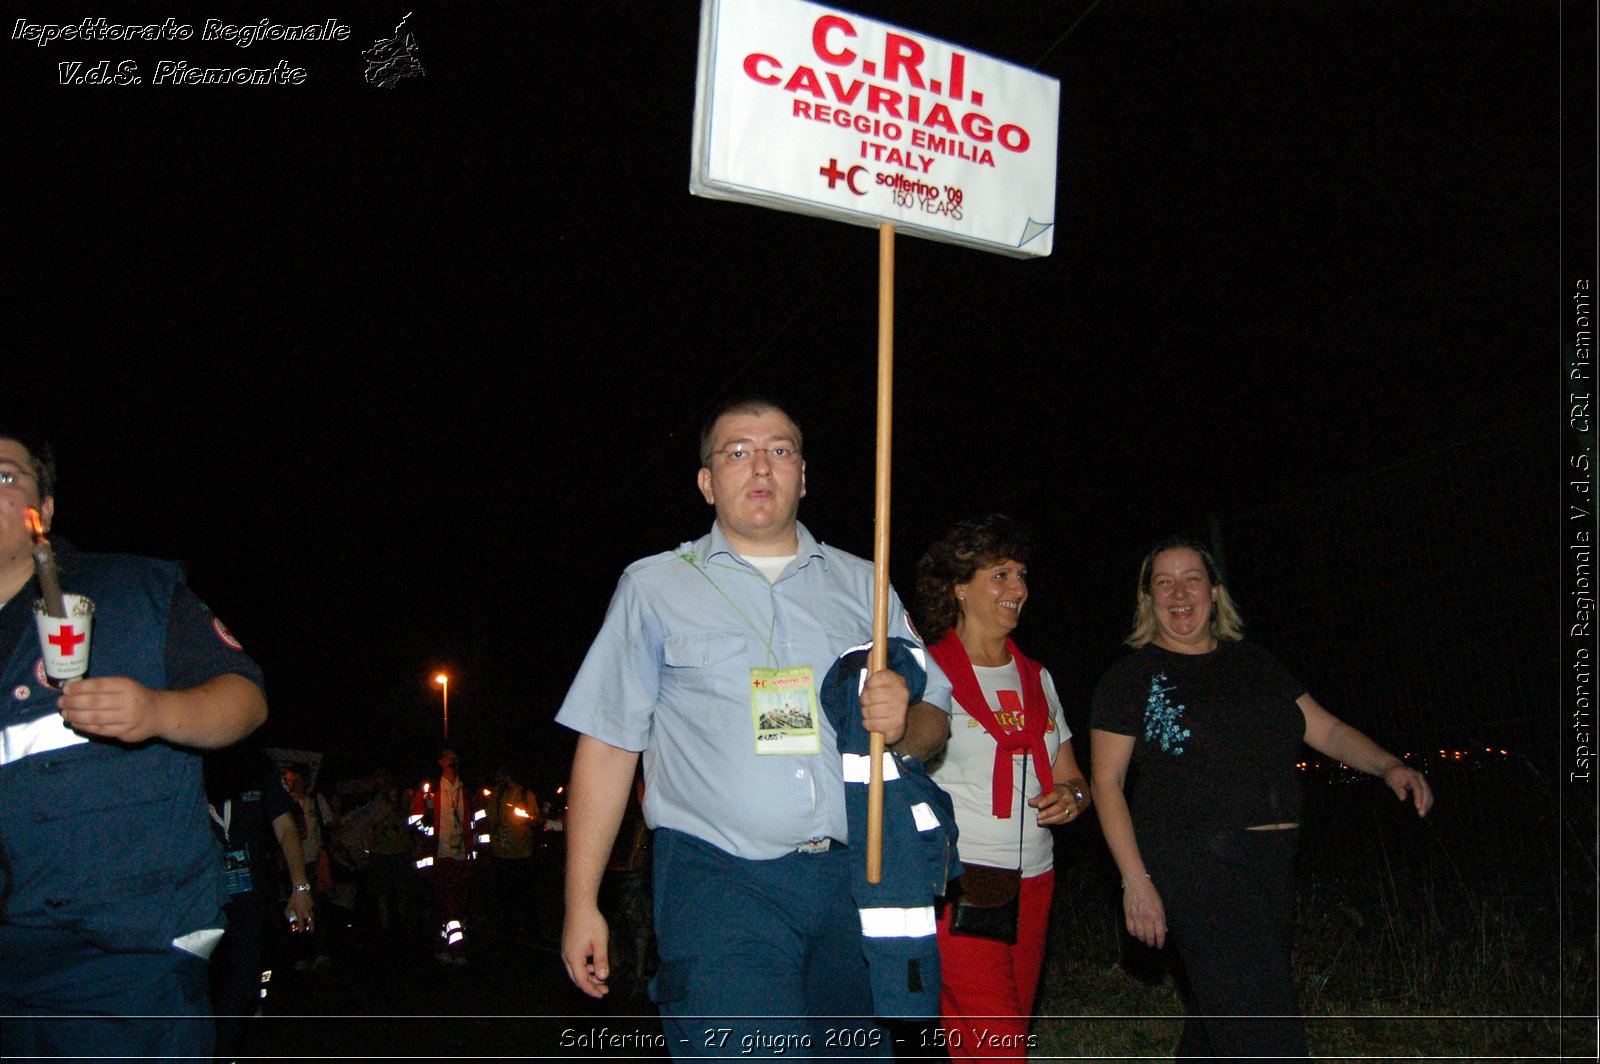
[0,925,214,1061]
[212,892,270,1058]
[649,829,890,1059]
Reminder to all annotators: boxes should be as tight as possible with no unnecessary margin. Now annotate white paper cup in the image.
[34,593,94,685]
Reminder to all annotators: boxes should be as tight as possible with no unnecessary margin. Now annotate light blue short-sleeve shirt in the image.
[556,521,951,860]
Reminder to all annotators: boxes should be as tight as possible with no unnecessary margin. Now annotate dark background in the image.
[6,1,1568,792]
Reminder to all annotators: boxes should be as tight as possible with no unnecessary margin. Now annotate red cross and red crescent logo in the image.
[819,158,867,195]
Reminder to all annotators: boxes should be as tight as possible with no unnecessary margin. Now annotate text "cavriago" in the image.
[742,13,1033,171]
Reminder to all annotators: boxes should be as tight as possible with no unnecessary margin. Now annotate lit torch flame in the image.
[512,807,529,819]
[25,508,68,619]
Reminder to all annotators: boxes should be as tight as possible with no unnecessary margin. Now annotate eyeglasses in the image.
[710,444,802,466]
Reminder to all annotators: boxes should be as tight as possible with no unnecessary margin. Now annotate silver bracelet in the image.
[293,882,312,894]
[1121,872,1152,889]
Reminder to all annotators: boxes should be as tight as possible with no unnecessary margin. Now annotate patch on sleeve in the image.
[213,616,244,651]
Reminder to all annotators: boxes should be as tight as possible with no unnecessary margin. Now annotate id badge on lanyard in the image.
[749,665,821,755]
[223,847,254,895]
[214,799,254,894]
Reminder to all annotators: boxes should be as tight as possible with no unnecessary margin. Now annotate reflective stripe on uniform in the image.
[1,713,89,766]
[842,751,901,784]
[909,802,940,832]
[858,906,937,938]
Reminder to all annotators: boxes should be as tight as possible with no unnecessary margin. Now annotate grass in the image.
[1028,758,1597,1061]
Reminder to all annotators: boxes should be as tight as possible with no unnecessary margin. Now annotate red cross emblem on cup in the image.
[34,594,95,685]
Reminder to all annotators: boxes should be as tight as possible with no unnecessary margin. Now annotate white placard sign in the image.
[691,0,1059,258]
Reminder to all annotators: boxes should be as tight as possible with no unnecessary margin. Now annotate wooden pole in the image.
[867,222,895,884]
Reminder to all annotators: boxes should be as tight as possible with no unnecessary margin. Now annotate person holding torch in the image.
[0,431,268,1060]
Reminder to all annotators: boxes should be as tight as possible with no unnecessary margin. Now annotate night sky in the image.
[7,1,1570,787]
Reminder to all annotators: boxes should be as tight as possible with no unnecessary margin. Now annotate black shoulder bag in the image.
[948,753,1027,944]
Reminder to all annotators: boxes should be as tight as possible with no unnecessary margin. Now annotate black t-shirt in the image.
[216,772,293,898]
[1091,641,1307,837]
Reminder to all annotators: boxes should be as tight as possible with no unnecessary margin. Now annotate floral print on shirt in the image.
[1143,673,1191,755]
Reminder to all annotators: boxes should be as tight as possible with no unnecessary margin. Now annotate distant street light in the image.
[434,673,450,741]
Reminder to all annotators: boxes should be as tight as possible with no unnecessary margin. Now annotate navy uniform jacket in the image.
[0,544,264,958]
[820,637,961,1020]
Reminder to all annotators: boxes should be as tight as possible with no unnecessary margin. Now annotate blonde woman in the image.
[1091,536,1432,1059]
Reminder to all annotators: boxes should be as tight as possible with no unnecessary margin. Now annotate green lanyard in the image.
[676,549,781,667]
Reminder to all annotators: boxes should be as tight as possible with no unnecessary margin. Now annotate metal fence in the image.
[1215,414,1558,771]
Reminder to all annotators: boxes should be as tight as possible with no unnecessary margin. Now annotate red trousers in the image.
[427,857,474,953]
[935,868,1055,1060]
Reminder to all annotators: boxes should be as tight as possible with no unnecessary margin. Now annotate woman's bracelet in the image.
[1121,872,1152,889]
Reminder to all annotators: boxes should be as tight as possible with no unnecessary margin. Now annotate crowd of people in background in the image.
[196,744,587,1054]
[214,750,573,944]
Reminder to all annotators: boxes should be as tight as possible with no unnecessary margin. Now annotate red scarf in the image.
[929,630,1055,818]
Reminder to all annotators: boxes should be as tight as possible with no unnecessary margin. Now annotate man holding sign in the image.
[559,397,949,1051]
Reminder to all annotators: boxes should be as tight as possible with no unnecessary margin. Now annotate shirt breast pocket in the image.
[826,631,873,659]
[662,630,749,734]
